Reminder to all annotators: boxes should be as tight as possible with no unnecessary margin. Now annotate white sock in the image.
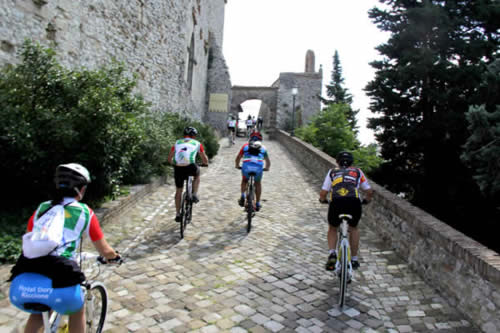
[329,249,337,255]
[352,256,358,261]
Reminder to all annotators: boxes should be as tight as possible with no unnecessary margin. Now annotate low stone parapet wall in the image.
[271,129,500,333]
[95,176,166,225]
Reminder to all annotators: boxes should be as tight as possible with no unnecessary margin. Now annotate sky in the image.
[222,0,390,145]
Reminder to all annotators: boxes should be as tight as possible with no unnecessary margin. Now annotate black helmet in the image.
[336,151,353,168]
[54,163,91,190]
[183,127,198,137]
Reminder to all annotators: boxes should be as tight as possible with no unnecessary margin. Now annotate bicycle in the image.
[237,166,267,233]
[179,164,208,239]
[335,214,353,308]
[13,252,120,333]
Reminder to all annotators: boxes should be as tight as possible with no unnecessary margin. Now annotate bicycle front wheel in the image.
[338,243,348,308]
[86,282,108,333]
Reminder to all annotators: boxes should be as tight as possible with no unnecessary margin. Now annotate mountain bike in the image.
[11,252,121,333]
[335,214,353,308]
[179,164,208,239]
[237,166,267,233]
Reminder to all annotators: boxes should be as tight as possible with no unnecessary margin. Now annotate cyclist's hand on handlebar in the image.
[263,167,269,171]
[235,165,241,169]
[98,253,124,265]
[201,164,208,167]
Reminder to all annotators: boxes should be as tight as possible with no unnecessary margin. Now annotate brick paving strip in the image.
[0,136,479,332]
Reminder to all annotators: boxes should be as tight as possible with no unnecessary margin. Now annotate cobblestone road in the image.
[1,136,479,332]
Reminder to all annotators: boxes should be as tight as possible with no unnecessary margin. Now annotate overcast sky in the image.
[222,0,390,145]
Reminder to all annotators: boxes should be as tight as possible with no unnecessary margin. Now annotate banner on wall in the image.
[208,93,228,112]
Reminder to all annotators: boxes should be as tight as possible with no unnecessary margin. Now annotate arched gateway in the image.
[230,86,278,128]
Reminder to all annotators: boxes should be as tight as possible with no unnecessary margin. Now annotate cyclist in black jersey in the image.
[319,151,373,271]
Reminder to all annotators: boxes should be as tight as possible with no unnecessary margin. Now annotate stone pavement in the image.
[0,136,480,332]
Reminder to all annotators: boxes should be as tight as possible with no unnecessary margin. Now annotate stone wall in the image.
[271,129,500,333]
[0,0,228,121]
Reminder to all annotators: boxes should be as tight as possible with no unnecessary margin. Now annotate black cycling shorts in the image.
[227,126,235,133]
[327,197,362,227]
[174,164,199,188]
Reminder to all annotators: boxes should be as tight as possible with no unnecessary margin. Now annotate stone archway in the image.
[231,86,278,129]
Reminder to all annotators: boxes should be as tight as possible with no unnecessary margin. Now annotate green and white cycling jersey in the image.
[171,138,205,166]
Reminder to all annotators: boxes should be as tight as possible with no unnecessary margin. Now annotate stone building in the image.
[231,50,322,130]
[0,0,231,129]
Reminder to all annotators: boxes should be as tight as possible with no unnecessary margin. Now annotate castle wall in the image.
[0,0,228,120]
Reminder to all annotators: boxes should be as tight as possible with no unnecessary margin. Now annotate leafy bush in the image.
[0,40,149,208]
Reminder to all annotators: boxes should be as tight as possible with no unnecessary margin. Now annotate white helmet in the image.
[54,163,91,190]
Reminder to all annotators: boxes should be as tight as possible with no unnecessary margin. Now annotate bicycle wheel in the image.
[180,192,186,238]
[86,283,108,333]
[185,199,193,225]
[338,243,348,308]
[246,178,254,233]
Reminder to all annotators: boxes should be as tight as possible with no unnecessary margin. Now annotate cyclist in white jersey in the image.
[227,115,237,143]
[8,163,121,333]
[167,127,209,222]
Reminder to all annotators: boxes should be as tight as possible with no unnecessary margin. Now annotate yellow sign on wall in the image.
[208,93,228,112]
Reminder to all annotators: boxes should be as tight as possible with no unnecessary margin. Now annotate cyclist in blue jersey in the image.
[234,132,270,211]
[168,127,209,222]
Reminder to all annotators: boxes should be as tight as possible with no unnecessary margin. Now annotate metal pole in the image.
[291,94,296,136]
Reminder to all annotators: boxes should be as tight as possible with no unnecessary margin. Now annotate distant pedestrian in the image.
[257,116,263,130]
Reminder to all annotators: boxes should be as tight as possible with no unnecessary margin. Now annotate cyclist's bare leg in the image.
[175,187,183,214]
[68,307,85,333]
[327,225,338,251]
[193,175,200,196]
[255,181,262,202]
[240,179,248,195]
[348,226,360,257]
[24,314,43,333]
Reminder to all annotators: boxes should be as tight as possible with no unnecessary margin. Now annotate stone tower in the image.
[305,50,315,73]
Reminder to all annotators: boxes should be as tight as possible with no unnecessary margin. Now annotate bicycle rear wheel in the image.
[246,178,254,233]
[338,243,348,308]
[86,283,107,333]
[180,192,186,238]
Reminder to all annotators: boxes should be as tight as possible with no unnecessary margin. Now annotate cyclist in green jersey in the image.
[168,127,209,222]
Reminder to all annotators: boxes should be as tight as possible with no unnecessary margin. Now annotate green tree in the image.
[366,0,499,250]
[322,50,359,132]
[461,59,500,205]
[295,104,382,173]
[461,105,500,204]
